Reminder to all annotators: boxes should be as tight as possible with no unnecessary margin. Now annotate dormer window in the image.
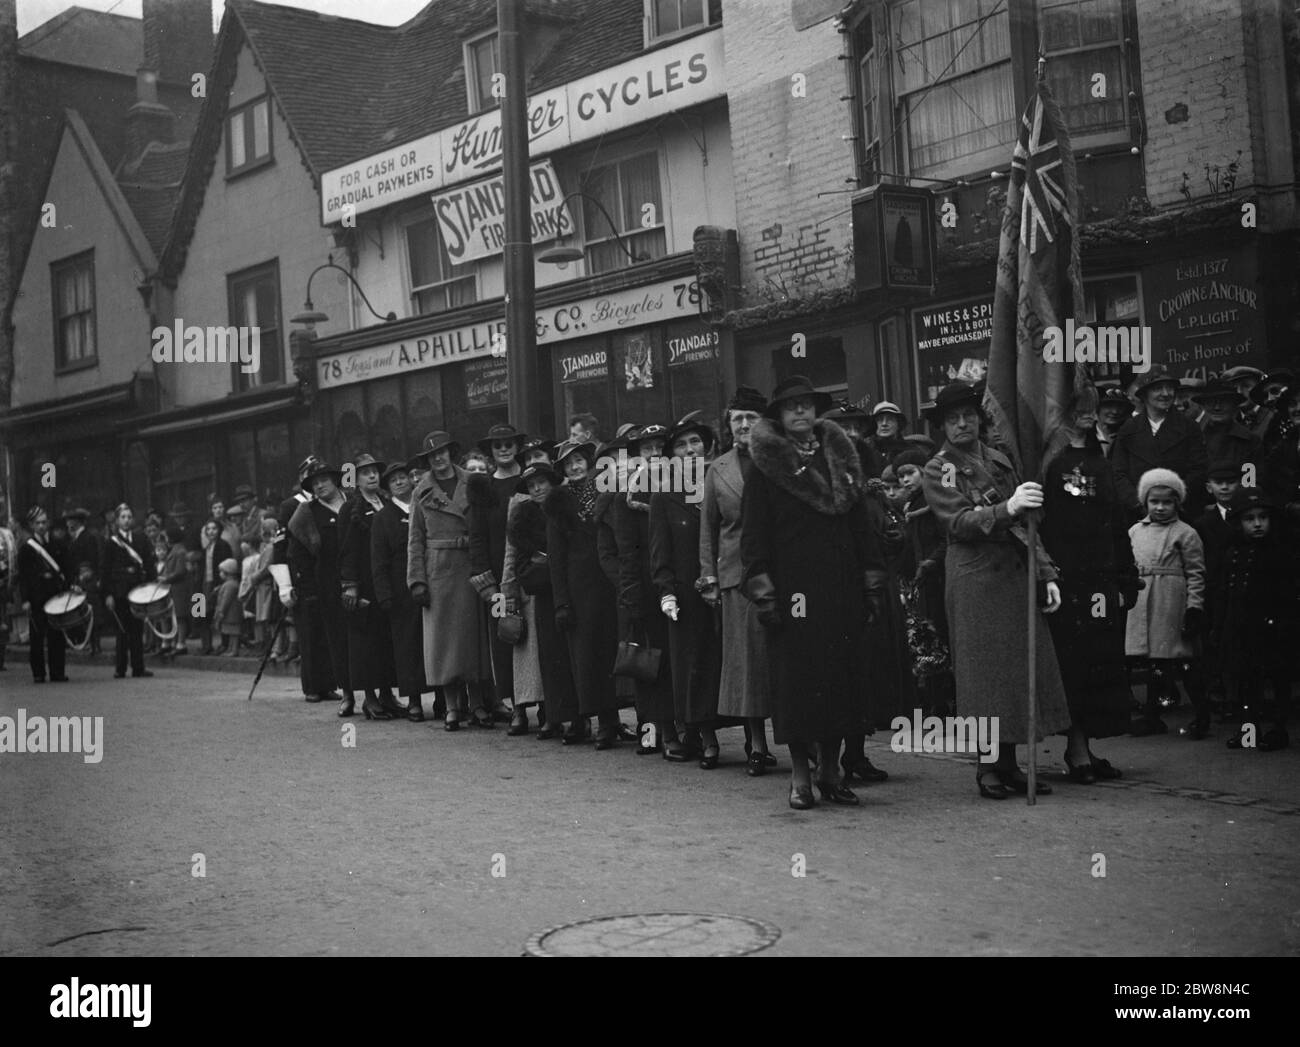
[227,96,272,176]
[646,0,710,44]
[465,30,500,114]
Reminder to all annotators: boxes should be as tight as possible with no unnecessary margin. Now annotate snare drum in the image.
[43,590,94,650]
[128,582,178,640]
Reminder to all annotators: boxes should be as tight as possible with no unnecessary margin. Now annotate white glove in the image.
[660,595,679,621]
[1007,481,1044,517]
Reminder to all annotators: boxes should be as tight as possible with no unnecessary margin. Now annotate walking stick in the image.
[247,606,288,702]
[1026,512,1038,807]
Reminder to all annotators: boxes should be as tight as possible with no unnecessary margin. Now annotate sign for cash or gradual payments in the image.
[317,278,707,389]
[432,161,573,264]
[320,30,726,224]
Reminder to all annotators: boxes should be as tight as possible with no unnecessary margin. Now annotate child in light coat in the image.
[213,558,243,656]
[1125,468,1209,737]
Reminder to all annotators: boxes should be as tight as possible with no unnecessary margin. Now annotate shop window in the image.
[555,336,614,440]
[465,31,499,114]
[406,216,477,316]
[1040,0,1130,145]
[894,0,1016,183]
[228,260,283,391]
[770,335,847,396]
[665,322,723,432]
[1080,273,1141,383]
[333,410,367,468]
[51,250,96,372]
[645,0,713,44]
[579,154,667,274]
[404,372,444,452]
[227,96,272,176]
[613,329,669,426]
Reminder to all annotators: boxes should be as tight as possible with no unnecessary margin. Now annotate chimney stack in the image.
[143,0,213,88]
[125,67,175,159]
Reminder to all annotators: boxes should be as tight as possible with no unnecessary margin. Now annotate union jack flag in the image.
[982,81,1089,482]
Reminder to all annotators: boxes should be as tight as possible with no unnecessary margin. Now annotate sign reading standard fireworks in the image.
[433,161,573,265]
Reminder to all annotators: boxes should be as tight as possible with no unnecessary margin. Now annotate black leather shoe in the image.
[362,696,392,720]
[842,756,888,783]
[407,701,426,723]
[338,695,355,718]
[815,779,860,805]
[1089,756,1122,780]
[662,744,691,762]
[1064,756,1097,784]
[468,710,495,729]
[746,751,768,777]
[304,692,325,703]
[444,710,461,731]
[699,745,720,770]
[377,691,405,718]
[788,784,816,810]
[507,712,529,736]
[745,741,777,767]
[561,720,589,745]
[536,723,559,739]
[977,772,1011,799]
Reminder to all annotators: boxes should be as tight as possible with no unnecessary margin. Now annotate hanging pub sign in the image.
[431,161,574,265]
[852,184,936,294]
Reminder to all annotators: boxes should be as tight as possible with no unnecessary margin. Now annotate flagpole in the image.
[1026,510,1038,806]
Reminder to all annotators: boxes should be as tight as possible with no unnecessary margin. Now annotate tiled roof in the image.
[119,183,181,255]
[118,142,189,255]
[19,6,143,78]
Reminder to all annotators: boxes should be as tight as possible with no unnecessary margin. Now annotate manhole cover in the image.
[525,912,779,957]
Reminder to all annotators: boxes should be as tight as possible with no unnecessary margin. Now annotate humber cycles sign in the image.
[317,278,705,389]
[320,30,725,224]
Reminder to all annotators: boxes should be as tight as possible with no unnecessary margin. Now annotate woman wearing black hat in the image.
[651,415,723,767]
[371,460,429,720]
[287,458,351,708]
[339,453,402,720]
[1111,367,1209,516]
[502,458,578,736]
[920,383,1071,798]
[700,388,776,774]
[741,376,887,809]
[408,431,493,730]
[1040,387,1139,781]
[545,439,624,747]
[612,423,683,757]
[467,422,529,725]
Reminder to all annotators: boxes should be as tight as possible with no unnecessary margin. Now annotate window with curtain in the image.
[51,251,96,370]
[579,153,667,275]
[849,17,883,186]
[647,0,709,42]
[1040,0,1129,142]
[406,216,477,316]
[894,0,1016,182]
[227,97,272,175]
[228,261,283,391]
[466,32,499,113]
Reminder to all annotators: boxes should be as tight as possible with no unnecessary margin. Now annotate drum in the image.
[43,591,94,651]
[128,582,177,640]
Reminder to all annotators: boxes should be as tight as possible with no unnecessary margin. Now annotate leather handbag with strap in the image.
[613,622,662,682]
[497,608,527,645]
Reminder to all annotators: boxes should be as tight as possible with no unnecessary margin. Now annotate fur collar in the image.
[508,499,548,558]
[748,418,863,515]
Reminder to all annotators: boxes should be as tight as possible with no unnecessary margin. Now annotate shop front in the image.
[310,258,724,456]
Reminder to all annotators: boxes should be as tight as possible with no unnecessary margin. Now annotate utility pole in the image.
[499,0,539,435]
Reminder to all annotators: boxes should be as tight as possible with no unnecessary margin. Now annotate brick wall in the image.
[1137,0,1257,208]
[722,0,856,303]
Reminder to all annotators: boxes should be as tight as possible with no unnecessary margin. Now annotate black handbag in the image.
[497,610,527,645]
[613,624,662,682]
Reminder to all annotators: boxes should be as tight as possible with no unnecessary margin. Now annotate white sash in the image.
[112,533,144,567]
[27,538,65,579]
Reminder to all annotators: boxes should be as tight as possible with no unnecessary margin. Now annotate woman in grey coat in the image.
[919,383,1071,800]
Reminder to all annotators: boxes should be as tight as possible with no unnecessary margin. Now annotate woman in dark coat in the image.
[1040,387,1139,782]
[371,459,427,720]
[741,376,887,809]
[287,457,352,710]
[920,383,1071,799]
[612,424,683,758]
[100,503,157,679]
[197,519,232,654]
[339,453,401,720]
[545,440,624,747]
[651,416,722,768]
[503,459,578,736]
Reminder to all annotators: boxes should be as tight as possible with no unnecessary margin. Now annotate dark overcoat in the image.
[468,472,519,701]
[740,419,884,745]
[613,487,674,725]
[339,492,397,692]
[1040,443,1137,738]
[594,490,639,705]
[650,485,720,727]
[921,440,1071,744]
[287,496,350,694]
[1208,532,1298,679]
[1111,409,1209,515]
[545,479,622,717]
[371,498,426,697]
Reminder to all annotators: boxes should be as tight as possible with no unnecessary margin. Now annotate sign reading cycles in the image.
[320,30,724,224]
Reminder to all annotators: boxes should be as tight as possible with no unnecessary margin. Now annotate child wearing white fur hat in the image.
[1125,468,1211,737]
